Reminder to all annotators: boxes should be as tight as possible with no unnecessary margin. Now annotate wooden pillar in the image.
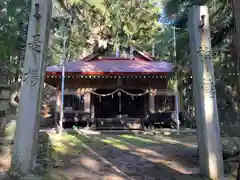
[149,92,155,113]
[84,92,91,113]
[90,95,95,119]
[90,96,95,128]
[188,6,224,179]
[12,0,52,174]
[54,90,60,130]
[144,95,148,117]
[84,91,91,127]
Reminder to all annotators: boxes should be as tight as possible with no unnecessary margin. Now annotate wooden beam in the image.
[84,92,91,113]
[149,93,155,113]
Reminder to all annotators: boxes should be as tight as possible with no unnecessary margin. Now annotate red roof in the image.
[46,49,173,76]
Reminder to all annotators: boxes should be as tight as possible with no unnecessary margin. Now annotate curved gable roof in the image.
[46,49,173,76]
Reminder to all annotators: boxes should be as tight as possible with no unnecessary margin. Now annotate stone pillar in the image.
[188,6,224,179]
[149,92,155,114]
[12,0,52,174]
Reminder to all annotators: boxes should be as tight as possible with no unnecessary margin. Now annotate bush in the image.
[4,120,16,141]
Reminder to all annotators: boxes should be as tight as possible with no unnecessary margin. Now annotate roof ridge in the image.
[132,46,154,61]
[78,46,156,62]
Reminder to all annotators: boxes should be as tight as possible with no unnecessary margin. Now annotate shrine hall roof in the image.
[46,47,173,76]
[46,57,172,76]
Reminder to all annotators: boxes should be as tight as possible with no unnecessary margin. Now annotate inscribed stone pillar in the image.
[188,6,224,179]
[12,0,52,174]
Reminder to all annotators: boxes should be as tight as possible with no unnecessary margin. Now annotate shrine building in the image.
[45,48,180,130]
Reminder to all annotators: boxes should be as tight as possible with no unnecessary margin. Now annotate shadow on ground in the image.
[48,130,207,180]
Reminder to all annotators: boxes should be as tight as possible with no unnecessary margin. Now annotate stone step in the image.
[96,121,124,126]
[95,123,144,130]
[95,125,127,130]
[95,118,144,130]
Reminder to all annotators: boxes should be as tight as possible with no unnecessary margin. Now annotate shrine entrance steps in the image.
[94,118,145,131]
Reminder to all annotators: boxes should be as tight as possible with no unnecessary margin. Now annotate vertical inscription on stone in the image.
[28,34,42,64]
[27,3,42,82]
[33,3,41,34]
[12,0,52,174]
[28,34,41,53]
[22,68,40,86]
[198,49,216,99]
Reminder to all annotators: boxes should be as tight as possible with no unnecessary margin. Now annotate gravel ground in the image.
[1,130,235,179]
[51,131,208,180]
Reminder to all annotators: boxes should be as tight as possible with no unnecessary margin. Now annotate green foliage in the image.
[54,0,163,58]
[0,0,170,78]
[2,0,237,128]
[0,0,29,59]
[163,0,240,127]
[0,0,29,83]
[4,120,16,140]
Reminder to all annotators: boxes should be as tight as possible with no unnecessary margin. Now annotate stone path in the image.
[51,131,208,180]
